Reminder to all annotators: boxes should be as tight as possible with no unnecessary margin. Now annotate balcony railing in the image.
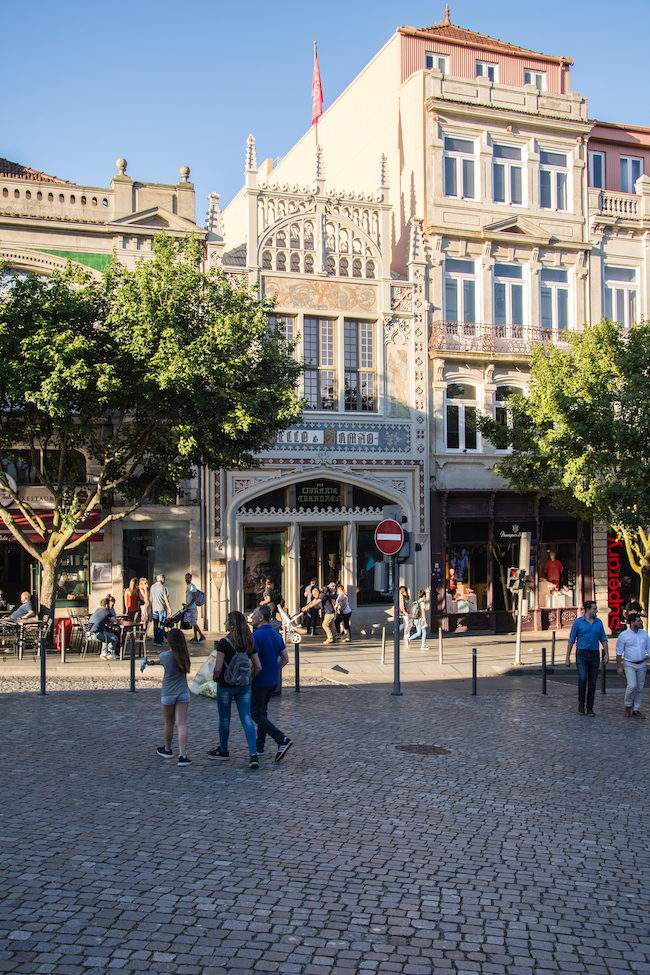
[598,192,639,218]
[429,321,571,355]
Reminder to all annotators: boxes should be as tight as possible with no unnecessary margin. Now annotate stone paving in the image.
[1,672,649,975]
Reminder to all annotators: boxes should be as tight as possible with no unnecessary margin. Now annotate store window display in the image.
[539,543,575,607]
[446,544,487,613]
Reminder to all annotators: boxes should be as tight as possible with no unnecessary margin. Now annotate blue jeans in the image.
[407,619,427,648]
[576,648,600,710]
[152,611,167,646]
[217,684,258,755]
[94,630,118,648]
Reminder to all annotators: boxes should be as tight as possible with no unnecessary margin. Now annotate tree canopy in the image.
[0,234,303,610]
[478,319,650,609]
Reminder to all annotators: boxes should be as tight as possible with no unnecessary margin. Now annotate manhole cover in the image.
[395,744,451,755]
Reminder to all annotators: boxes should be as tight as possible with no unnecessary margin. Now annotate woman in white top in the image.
[335,584,352,643]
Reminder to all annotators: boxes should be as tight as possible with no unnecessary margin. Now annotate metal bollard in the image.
[130,635,136,693]
[551,631,556,667]
[542,646,547,695]
[438,623,443,665]
[61,620,66,664]
[381,625,386,665]
[294,643,300,693]
[40,637,46,696]
[601,648,607,695]
[471,647,477,696]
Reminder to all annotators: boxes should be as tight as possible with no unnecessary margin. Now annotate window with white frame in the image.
[588,151,605,189]
[604,267,638,327]
[426,52,448,73]
[494,384,524,449]
[539,149,568,211]
[444,258,476,324]
[344,319,375,412]
[445,382,479,450]
[443,137,476,200]
[540,268,569,335]
[268,313,296,347]
[304,317,336,410]
[493,264,524,331]
[493,144,523,205]
[524,69,546,90]
[476,60,497,82]
[620,155,643,193]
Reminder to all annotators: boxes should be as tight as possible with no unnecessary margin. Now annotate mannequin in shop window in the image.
[447,567,457,595]
[543,549,564,586]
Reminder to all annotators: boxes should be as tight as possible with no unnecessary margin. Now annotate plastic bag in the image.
[190,647,218,696]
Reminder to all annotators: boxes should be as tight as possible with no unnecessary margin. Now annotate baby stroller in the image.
[277,606,302,644]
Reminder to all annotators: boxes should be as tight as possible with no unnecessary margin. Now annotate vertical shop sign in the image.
[607,533,624,631]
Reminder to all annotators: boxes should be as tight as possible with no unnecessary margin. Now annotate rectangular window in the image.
[539,149,568,211]
[444,137,475,200]
[493,264,524,329]
[445,259,476,324]
[604,266,638,327]
[303,318,336,410]
[524,69,546,90]
[620,155,643,193]
[540,268,569,335]
[476,60,497,82]
[493,144,523,205]
[588,151,605,189]
[445,383,479,451]
[344,320,375,412]
[426,52,448,73]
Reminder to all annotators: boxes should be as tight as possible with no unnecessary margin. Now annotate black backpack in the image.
[222,637,252,686]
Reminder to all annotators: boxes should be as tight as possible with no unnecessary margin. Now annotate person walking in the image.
[145,628,192,766]
[150,574,172,647]
[303,581,320,636]
[398,586,412,642]
[183,572,205,643]
[207,611,262,768]
[407,589,429,649]
[303,583,339,644]
[335,584,352,642]
[565,600,609,715]
[250,605,293,762]
[615,612,650,718]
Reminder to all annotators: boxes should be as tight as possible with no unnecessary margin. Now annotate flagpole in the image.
[314,40,318,148]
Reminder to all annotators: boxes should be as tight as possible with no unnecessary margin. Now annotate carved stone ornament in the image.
[383,316,412,343]
[390,479,408,494]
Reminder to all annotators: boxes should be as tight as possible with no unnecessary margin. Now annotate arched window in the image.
[445,382,479,450]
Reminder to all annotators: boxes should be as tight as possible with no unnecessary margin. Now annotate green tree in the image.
[478,320,650,613]
[0,234,303,614]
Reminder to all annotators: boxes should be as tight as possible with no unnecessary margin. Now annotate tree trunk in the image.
[40,556,59,621]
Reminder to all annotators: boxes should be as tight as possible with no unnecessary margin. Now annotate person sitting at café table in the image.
[9,592,37,621]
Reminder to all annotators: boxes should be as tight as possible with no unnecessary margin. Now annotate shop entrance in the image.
[300,528,342,591]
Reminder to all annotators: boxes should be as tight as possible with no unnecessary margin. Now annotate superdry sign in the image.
[607,533,624,631]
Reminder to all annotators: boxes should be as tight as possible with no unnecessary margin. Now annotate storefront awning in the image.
[0,510,104,543]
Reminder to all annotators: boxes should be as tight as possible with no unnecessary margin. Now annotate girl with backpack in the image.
[335,584,352,643]
[406,589,429,650]
[207,611,262,768]
[399,585,413,642]
[146,629,192,767]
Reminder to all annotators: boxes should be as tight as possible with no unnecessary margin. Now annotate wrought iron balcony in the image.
[429,321,571,355]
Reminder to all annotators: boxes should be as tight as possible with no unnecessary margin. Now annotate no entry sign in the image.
[375,519,404,556]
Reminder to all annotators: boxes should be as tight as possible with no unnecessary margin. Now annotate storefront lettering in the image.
[607,535,624,631]
[274,428,375,446]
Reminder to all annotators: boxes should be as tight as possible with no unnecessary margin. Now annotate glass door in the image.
[300,528,342,591]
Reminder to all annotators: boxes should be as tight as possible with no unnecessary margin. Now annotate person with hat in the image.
[303,582,340,645]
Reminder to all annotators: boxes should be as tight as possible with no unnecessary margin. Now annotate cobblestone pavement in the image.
[1,674,649,975]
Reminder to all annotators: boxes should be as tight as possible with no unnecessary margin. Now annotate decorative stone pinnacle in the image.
[205,192,223,236]
[315,144,325,181]
[246,134,257,172]
[379,154,390,189]
[179,165,190,182]
[116,158,127,175]
[408,217,425,265]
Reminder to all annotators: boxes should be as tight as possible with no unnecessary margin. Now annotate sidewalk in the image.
[0,625,591,685]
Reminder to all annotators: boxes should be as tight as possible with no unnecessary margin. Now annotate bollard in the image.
[551,631,556,668]
[40,637,46,696]
[438,623,443,665]
[381,625,386,665]
[294,642,300,693]
[542,646,547,695]
[471,647,477,696]
[61,619,66,664]
[130,635,136,693]
[601,648,607,695]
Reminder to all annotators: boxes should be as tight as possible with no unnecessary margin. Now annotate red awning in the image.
[0,510,104,544]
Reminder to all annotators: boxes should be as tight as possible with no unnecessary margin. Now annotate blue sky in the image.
[4,0,649,224]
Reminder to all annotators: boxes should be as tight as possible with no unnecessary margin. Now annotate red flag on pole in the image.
[312,42,323,125]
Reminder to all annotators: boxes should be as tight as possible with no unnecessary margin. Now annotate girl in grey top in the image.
[146,629,192,766]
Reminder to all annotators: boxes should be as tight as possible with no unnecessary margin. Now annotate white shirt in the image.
[615,627,650,663]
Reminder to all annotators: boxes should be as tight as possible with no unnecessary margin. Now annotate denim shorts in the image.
[161,692,190,706]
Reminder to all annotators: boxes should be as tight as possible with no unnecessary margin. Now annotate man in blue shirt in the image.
[250,605,292,762]
[9,592,36,621]
[566,600,609,715]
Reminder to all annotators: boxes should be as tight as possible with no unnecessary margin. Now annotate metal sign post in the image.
[392,553,402,696]
[375,520,405,697]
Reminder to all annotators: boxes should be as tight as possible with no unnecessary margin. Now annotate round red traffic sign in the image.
[374,519,404,555]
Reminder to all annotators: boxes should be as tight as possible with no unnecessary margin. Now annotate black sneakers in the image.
[156,746,173,759]
[249,754,259,769]
[275,738,293,763]
[177,755,192,767]
[207,747,229,759]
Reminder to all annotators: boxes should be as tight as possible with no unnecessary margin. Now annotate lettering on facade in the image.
[296,481,341,509]
[607,534,624,631]
[270,423,410,453]
[274,428,376,446]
